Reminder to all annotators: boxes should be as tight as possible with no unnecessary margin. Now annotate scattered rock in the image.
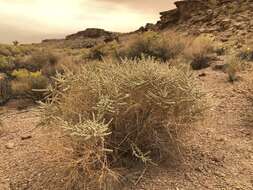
[216,137,227,142]
[198,73,207,77]
[211,153,225,163]
[21,134,32,140]
[184,173,193,182]
[214,171,226,178]
[213,63,228,72]
[5,142,15,149]
[195,166,204,173]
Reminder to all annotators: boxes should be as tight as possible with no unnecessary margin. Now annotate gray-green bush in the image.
[41,58,205,189]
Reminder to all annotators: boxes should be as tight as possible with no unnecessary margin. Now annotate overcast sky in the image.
[0,0,176,44]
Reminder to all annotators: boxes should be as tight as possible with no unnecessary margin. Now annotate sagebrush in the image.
[41,58,204,189]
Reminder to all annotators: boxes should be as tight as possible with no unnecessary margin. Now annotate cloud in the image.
[94,0,176,13]
[0,0,176,43]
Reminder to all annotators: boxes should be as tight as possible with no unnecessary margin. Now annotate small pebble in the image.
[5,142,15,149]
[21,134,32,140]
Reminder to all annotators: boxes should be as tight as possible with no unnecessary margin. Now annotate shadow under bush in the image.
[41,58,205,189]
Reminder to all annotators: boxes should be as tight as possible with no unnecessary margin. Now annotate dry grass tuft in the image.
[225,54,249,82]
[184,35,215,70]
[41,58,205,189]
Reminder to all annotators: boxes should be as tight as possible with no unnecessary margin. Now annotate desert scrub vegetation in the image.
[238,45,253,61]
[0,44,34,57]
[21,50,58,73]
[88,41,119,60]
[11,69,49,100]
[184,35,215,70]
[225,54,249,82]
[117,31,187,61]
[0,73,11,104]
[41,58,205,189]
[0,55,15,72]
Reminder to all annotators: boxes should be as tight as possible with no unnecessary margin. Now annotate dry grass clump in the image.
[41,58,204,189]
[225,54,248,82]
[184,35,215,70]
[118,31,187,61]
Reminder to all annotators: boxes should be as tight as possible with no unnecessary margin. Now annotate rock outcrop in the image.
[141,0,253,44]
[66,28,113,40]
[42,28,120,49]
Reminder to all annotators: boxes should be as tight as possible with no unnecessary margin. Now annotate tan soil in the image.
[0,65,252,190]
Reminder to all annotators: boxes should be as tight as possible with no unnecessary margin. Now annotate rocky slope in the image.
[140,0,253,46]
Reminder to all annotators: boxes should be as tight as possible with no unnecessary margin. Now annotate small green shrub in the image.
[42,58,204,189]
[118,31,187,61]
[11,69,48,99]
[0,56,15,72]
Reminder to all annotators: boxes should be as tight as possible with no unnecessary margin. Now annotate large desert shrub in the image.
[41,58,204,189]
[184,35,215,70]
[22,50,58,72]
[118,31,187,61]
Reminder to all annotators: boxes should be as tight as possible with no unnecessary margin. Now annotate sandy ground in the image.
[0,66,252,190]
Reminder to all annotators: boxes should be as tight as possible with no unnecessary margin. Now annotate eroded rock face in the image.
[141,0,253,44]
